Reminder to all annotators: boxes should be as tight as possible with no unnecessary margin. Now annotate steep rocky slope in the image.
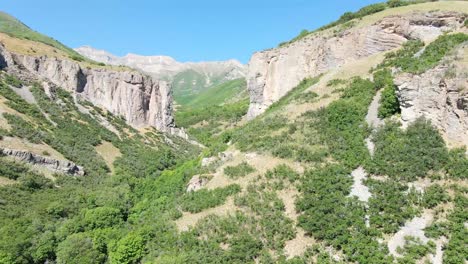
[395,45,468,147]
[0,43,174,131]
[246,3,467,118]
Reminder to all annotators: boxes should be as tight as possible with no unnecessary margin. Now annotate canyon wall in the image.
[246,10,466,118]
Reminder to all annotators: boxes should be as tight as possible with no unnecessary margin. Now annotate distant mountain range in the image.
[75,46,247,106]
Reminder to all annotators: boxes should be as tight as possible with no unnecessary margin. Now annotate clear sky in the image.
[1,0,382,63]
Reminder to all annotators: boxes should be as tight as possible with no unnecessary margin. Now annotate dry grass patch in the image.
[0,136,64,160]
[0,33,134,72]
[95,141,121,173]
[0,176,16,186]
[175,197,238,232]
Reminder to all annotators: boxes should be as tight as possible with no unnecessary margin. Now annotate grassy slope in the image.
[185,78,247,108]
[0,11,84,59]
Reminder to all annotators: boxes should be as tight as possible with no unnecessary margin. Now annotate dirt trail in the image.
[349,167,372,203]
[387,210,433,257]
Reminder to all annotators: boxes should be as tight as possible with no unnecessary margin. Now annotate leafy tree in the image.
[110,233,146,264]
[56,233,105,264]
[84,207,123,229]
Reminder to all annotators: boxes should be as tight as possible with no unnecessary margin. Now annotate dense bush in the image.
[83,207,123,229]
[110,233,146,264]
[422,184,449,208]
[378,82,400,118]
[367,179,421,233]
[235,184,296,250]
[314,77,374,168]
[0,82,45,121]
[0,157,30,180]
[223,162,255,178]
[379,34,468,74]
[56,233,105,264]
[369,119,448,181]
[445,148,468,179]
[265,164,300,184]
[296,164,392,263]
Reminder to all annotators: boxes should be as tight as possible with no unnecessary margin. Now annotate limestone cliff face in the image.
[394,58,468,147]
[0,45,174,131]
[246,11,466,118]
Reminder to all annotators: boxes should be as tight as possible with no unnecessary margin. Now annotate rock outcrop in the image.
[394,61,468,147]
[1,148,84,176]
[0,44,174,131]
[246,11,466,118]
[186,175,210,192]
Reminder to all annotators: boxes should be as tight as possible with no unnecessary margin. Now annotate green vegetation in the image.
[314,77,374,168]
[369,119,448,181]
[396,236,435,263]
[184,78,247,108]
[223,162,255,179]
[326,78,347,87]
[296,164,393,263]
[367,179,421,233]
[235,184,296,250]
[3,74,23,88]
[0,11,86,59]
[422,184,449,209]
[379,33,468,74]
[374,69,400,118]
[0,157,31,180]
[1,5,468,263]
[179,184,241,213]
[378,85,400,118]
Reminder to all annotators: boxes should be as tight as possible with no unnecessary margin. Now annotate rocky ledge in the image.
[0,148,84,176]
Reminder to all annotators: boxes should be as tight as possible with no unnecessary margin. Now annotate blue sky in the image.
[1,0,381,63]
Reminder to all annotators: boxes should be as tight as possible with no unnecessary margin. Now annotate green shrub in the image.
[223,162,255,179]
[326,78,347,87]
[315,77,374,168]
[379,33,468,74]
[396,236,435,262]
[235,185,296,250]
[0,82,45,121]
[265,164,300,183]
[367,179,421,234]
[387,0,407,7]
[84,207,123,229]
[0,157,30,180]
[4,74,22,88]
[378,82,400,118]
[110,233,146,264]
[369,119,448,181]
[56,233,105,264]
[445,148,468,179]
[227,232,263,262]
[422,184,449,208]
[179,184,241,213]
[373,68,393,90]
